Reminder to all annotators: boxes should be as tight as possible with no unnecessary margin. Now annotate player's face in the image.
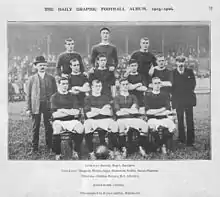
[59,80,69,92]
[71,60,80,73]
[120,80,129,92]
[100,30,110,41]
[65,41,74,51]
[36,63,47,73]
[140,39,149,50]
[176,61,185,73]
[98,57,107,68]
[129,62,138,73]
[156,56,165,68]
[152,79,161,91]
[92,82,102,94]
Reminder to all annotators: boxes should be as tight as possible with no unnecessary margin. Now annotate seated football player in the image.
[88,54,115,98]
[84,79,118,160]
[114,78,149,158]
[145,77,176,153]
[123,59,148,113]
[50,77,84,160]
[69,58,90,108]
[148,53,172,96]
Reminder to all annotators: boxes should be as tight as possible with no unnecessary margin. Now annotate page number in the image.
[209,6,213,11]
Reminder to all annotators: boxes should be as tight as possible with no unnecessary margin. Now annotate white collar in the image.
[156,67,166,71]
[71,72,81,75]
[177,69,185,74]
[129,72,138,75]
[99,42,110,45]
[66,50,75,53]
[38,72,45,78]
[98,67,107,70]
[59,90,68,95]
[140,49,149,53]
[152,90,160,95]
[120,92,129,97]
[92,93,101,97]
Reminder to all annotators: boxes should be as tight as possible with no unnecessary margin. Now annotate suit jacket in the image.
[26,73,57,114]
[172,68,196,108]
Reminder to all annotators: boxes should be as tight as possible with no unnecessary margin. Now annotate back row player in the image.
[56,27,156,80]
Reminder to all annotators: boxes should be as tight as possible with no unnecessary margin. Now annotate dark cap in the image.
[33,56,47,65]
[100,27,110,33]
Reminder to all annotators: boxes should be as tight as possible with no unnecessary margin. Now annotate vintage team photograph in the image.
[8,21,211,160]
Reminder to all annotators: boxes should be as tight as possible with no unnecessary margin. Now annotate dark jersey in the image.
[91,44,118,68]
[127,73,145,107]
[131,51,156,84]
[69,73,89,108]
[114,94,138,118]
[144,91,170,111]
[50,92,80,121]
[89,68,115,98]
[84,94,112,119]
[152,68,173,94]
[56,52,84,75]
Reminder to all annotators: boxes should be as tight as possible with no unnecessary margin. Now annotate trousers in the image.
[31,101,53,150]
[176,106,195,145]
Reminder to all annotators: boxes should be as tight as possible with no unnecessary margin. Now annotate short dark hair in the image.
[65,38,74,44]
[70,58,79,64]
[91,79,102,86]
[175,56,186,63]
[155,53,165,59]
[119,77,128,84]
[128,59,138,65]
[140,37,149,42]
[97,53,107,60]
[57,76,69,84]
[100,27,110,33]
[152,77,161,82]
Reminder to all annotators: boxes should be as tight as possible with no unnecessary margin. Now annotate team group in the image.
[26,27,197,160]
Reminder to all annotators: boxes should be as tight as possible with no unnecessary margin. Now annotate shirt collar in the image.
[120,91,129,97]
[129,72,138,75]
[98,67,107,70]
[99,42,110,45]
[177,69,185,75]
[152,90,160,95]
[140,49,149,53]
[58,89,68,95]
[71,72,81,75]
[38,72,45,78]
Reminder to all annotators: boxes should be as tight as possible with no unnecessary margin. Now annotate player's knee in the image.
[117,120,127,133]
[74,122,84,134]
[108,120,118,133]
[84,119,93,134]
[52,121,63,134]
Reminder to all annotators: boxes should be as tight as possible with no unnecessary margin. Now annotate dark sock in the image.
[52,135,61,155]
[119,135,126,150]
[74,133,84,153]
[98,129,107,145]
[109,132,119,150]
[85,133,94,153]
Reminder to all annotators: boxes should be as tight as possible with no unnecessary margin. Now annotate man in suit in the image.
[26,56,57,153]
[172,56,196,146]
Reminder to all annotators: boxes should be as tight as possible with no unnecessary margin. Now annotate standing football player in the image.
[130,37,157,85]
[149,53,173,96]
[56,38,84,78]
[90,27,118,69]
